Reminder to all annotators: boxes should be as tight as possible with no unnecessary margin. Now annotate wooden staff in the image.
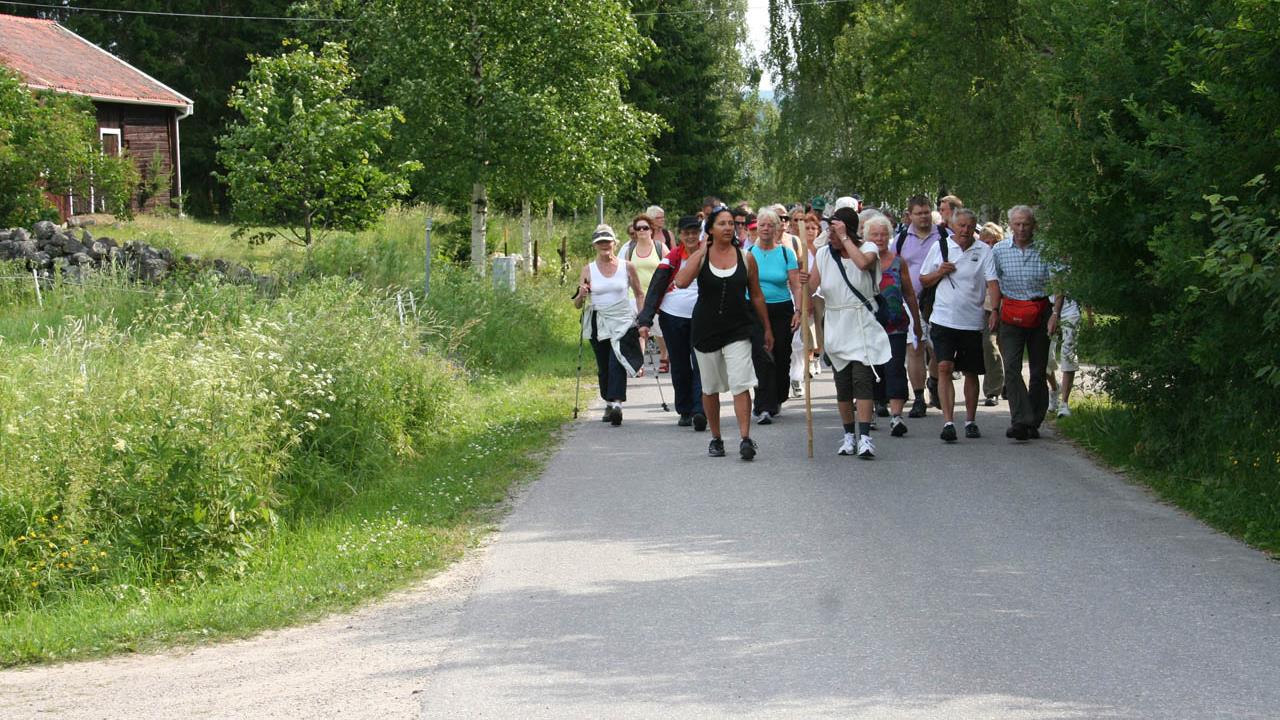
[797,220,814,458]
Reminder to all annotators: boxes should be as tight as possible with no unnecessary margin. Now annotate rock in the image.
[11,228,30,244]
[31,251,51,269]
[32,220,56,240]
[80,229,93,244]
[180,253,202,266]
[0,241,16,260]
[108,246,123,264]
[158,247,174,263]
[140,257,169,281]
[0,231,10,243]
[63,264,86,283]
[88,241,109,262]
[14,240,37,258]
[53,256,69,273]
[69,252,92,266]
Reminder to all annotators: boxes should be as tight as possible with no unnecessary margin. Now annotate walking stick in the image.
[645,337,671,412]
[573,308,586,419]
[798,220,814,458]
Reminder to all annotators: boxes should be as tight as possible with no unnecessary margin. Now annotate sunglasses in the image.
[633,225,651,231]
[734,221,747,227]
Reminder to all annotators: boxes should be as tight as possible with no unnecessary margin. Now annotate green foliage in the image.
[307,0,661,209]
[625,0,760,208]
[217,41,419,248]
[0,260,576,616]
[0,69,138,225]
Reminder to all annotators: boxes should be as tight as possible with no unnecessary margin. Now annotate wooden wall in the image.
[93,101,180,214]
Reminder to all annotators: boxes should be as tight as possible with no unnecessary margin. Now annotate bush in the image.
[0,276,469,610]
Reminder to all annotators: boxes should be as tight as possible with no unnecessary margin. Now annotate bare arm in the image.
[745,254,774,353]
[987,280,1002,331]
[840,235,876,271]
[627,263,644,315]
[673,243,705,288]
[900,262,924,335]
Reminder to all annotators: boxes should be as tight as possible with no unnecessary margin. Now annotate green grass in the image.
[1,208,591,665]
[1055,397,1280,556]
[0,373,571,665]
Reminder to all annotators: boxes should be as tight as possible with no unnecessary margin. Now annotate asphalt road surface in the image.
[3,369,1278,719]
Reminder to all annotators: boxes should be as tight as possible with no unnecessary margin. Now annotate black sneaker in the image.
[602,408,611,422]
[927,377,941,409]
[875,402,890,418]
[610,405,623,426]
[692,412,708,432]
[739,437,757,460]
[908,396,927,418]
[677,414,693,427]
[890,417,908,437]
[708,437,725,457]
[941,423,957,443]
[1008,425,1029,441]
[1027,426,1040,439]
[982,396,998,407]
[965,423,981,439]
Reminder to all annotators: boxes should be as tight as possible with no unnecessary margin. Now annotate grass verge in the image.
[1055,397,1280,557]
[0,367,572,667]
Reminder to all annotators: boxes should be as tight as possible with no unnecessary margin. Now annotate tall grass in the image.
[0,212,584,663]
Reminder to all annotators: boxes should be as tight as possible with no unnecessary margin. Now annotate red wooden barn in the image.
[0,13,193,218]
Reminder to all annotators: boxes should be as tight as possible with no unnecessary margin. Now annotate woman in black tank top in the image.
[674,208,772,460]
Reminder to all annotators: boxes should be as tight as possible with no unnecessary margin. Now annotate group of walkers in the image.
[573,194,1084,461]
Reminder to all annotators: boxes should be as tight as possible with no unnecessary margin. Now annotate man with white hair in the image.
[988,205,1054,441]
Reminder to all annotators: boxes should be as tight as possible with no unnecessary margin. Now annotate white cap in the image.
[591,224,617,244]
[833,196,858,212]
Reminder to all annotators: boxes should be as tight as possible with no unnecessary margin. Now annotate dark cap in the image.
[676,214,701,231]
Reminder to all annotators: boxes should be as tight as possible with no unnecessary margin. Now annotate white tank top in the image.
[589,260,629,307]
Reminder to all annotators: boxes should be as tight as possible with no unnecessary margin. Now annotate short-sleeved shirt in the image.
[921,238,998,331]
[897,224,943,296]
[657,245,699,318]
[991,239,1052,300]
[748,244,798,304]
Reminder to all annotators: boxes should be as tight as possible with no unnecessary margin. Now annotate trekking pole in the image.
[573,308,586,419]
[646,337,670,412]
[798,219,814,459]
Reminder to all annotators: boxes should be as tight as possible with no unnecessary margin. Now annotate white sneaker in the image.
[1057,403,1071,418]
[1048,396,1060,415]
[837,433,856,455]
[756,411,772,425]
[857,435,875,459]
[791,380,802,398]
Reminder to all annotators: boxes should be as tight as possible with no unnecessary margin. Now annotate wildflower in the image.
[113,437,128,452]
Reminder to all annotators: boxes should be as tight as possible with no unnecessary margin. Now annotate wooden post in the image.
[797,220,813,459]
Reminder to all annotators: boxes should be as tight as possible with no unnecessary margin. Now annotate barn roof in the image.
[0,13,193,112]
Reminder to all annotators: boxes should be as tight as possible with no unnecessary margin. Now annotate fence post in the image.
[32,269,42,308]
[424,215,433,298]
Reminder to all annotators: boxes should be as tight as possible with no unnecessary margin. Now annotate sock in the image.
[914,389,924,400]
[858,422,872,436]
[944,421,954,427]
[965,420,976,427]
[843,422,857,434]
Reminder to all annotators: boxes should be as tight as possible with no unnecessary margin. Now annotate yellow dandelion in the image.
[60,551,68,558]
[91,565,99,572]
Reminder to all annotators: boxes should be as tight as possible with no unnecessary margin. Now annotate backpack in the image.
[896,226,949,320]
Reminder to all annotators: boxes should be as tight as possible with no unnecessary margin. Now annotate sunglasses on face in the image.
[634,225,651,231]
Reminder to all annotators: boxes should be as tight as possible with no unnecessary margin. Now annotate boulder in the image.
[30,251,51,269]
[69,252,93,266]
[0,241,17,260]
[32,220,56,240]
[11,228,30,244]
[140,257,169,281]
[88,241,109,262]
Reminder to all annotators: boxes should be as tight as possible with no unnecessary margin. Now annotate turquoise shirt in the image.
[749,244,798,304]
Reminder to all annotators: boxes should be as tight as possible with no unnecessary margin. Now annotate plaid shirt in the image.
[991,238,1052,300]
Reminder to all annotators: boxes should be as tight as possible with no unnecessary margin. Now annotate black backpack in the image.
[896,226,949,320]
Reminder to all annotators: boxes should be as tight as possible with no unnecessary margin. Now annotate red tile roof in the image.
[0,13,192,111]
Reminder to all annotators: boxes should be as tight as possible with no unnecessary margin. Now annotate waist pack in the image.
[1000,297,1049,329]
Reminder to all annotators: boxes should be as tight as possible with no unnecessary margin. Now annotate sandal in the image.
[658,357,670,374]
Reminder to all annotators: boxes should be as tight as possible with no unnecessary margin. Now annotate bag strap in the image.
[895,227,909,255]
[828,245,877,315]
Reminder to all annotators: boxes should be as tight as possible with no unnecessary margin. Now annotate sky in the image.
[746,3,774,91]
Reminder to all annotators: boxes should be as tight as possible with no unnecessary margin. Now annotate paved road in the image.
[3,369,1278,719]
[417,371,1280,719]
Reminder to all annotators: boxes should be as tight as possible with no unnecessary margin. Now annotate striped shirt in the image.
[991,239,1051,300]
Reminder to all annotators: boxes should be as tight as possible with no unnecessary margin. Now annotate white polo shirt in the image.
[920,237,997,331]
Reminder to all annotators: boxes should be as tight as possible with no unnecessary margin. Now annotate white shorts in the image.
[1055,318,1079,372]
[696,338,756,396]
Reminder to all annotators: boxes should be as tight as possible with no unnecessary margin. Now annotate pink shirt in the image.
[898,224,942,296]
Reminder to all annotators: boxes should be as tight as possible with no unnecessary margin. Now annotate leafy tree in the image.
[306,0,661,272]
[0,69,137,226]
[217,41,418,251]
[626,0,757,209]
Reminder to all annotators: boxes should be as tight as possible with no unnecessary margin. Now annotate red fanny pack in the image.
[1000,298,1049,328]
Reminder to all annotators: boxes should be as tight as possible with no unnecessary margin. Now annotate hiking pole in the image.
[645,337,670,412]
[573,308,586,419]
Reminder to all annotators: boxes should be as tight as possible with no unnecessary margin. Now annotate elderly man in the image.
[937,195,963,231]
[988,205,1054,441]
[919,209,996,442]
